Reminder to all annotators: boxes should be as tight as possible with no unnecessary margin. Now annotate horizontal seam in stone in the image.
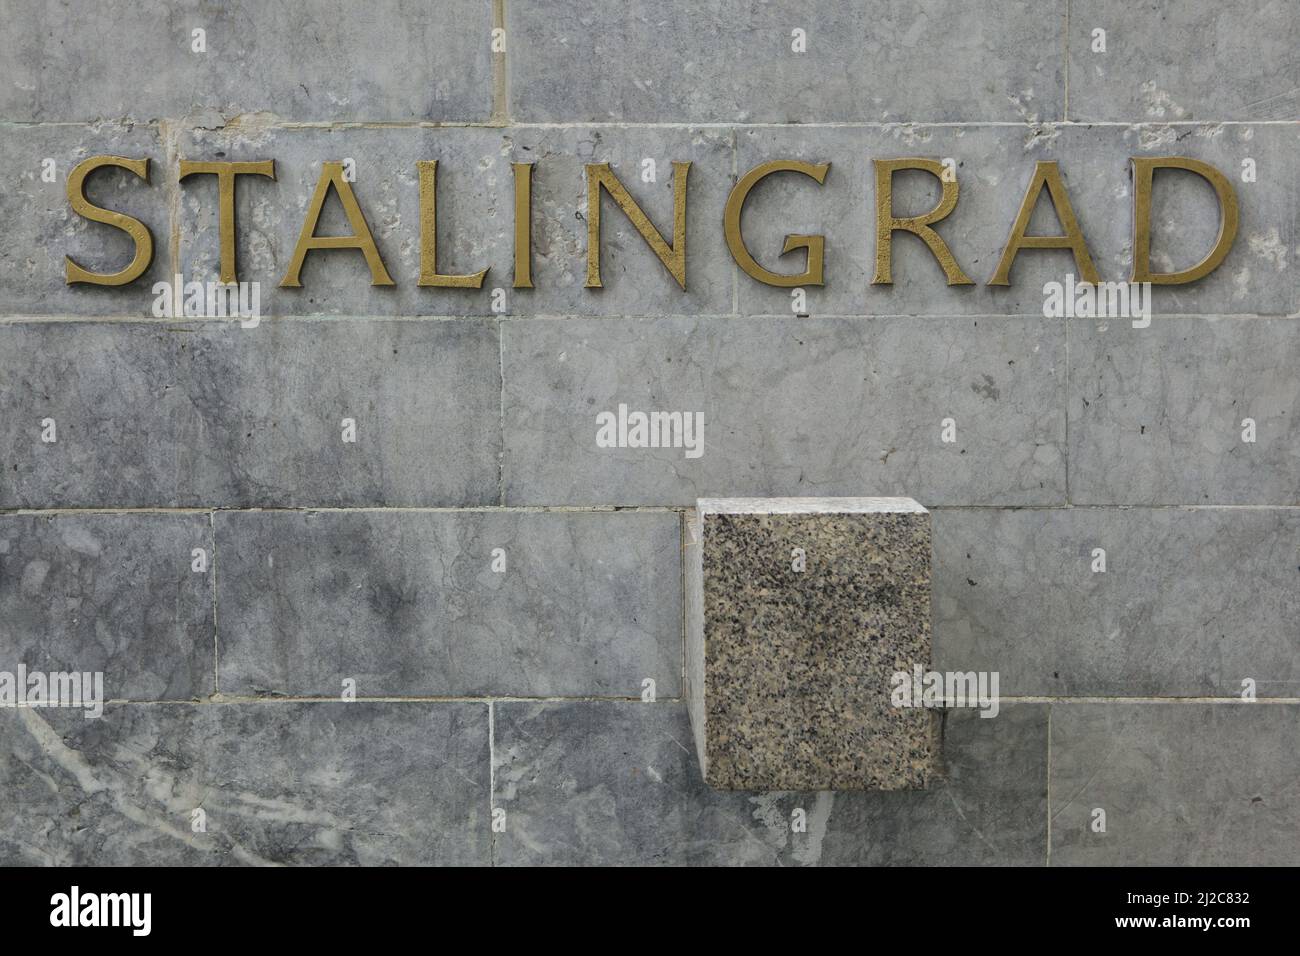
[8,696,1297,707]
[2,313,1296,323]
[3,120,1297,129]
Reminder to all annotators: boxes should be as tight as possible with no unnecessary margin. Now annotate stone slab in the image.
[502,316,1066,506]
[1050,703,1300,865]
[175,124,734,317]
[215,509,682,698]
[933,507,1300,697]
[0,513,214,701]
[1067,0,1300,121]
[1070,317,1300,505]
[0,123,169,316]
[0,702,490,865]
[0,0,493,123]
[508,0,1066,123]
[492,700,1048,865]
[0,319,501,508]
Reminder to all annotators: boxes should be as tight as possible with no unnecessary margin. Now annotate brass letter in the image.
[872,158,972,285]
[585,161,689,290]
[1131,157,1238,284]
[281,161,394,288]
[417,160,488,289]
[64,155,154,286]
[724,160,829,287]
[178,160,275,284]
[989,161,1099,285]
[513,162,534,289]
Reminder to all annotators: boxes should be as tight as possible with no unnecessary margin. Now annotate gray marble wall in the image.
[1,0,1297,865]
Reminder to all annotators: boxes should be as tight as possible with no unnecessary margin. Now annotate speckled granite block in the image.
[686,497,935,791]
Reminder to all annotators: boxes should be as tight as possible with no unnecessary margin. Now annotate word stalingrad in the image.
[63,154,1240,291]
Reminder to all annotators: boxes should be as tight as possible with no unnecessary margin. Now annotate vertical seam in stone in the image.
[487,700,497,866]
[210,509,220,695]
[491,0,508,125]
[1045,703,1053,866]
[1064,313,1071,505]
[497,318,506,505]
[679,509,688,698]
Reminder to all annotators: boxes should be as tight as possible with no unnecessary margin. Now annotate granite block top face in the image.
[688,497,935,791]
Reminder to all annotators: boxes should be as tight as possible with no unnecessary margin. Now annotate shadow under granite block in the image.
[493,700,1047,866]
[686,498,935,791]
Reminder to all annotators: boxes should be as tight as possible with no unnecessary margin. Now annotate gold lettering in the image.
[1130,157,1238,284]
[64,155,153,286]
[513,162,534,289]
[417,159,488,288]
[872,158,971,285]
[989,160,1099,285]
[724,160,830,287]
[585,161,690,289]
[178,160,275,284]
[281,161,393,288]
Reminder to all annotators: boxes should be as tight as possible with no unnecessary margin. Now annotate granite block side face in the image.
[0,702,489,866]
[508,0,1065,123]
[689,499,935,791]
[175,125,734,318]
[493,701,1048,865]
[734,124,1297,318]
[933,507,1300,697]
[1070,318,1300,505]
[0,514,213,701]
[0,320,500,508]
[0,0,493,122]
[0,123,169,316]
[1067,0,1300,121]
[502,316,1066,506]
[215,510,682,698]
[1049,703,1300,866]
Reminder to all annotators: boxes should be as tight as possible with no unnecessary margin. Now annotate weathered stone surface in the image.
[0,514,213,701]
[1067,0,1300,121]
[508,0,1065,123]
[2,0,1295,869]
[934,507,1300,697]
[502,316,1066,506]
[0,320,500,508]
[215,510,682,697]
[0,123,168,316]
[734,124,1297,317]
[0,702,489,865]
[686,498,934,791]
[1050,703,1300,865]
[10,122,1289,319]
[493,700,1048,865]
[0,0,493,122]
[177,124,733,317]
[1070,318,1300,505]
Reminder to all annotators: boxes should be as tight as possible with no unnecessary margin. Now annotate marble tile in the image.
[0,514,213,701]
[0,702,490,865]
[216,510,681,697]
[1050,703,1300,865]
[493,700,1048,865]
